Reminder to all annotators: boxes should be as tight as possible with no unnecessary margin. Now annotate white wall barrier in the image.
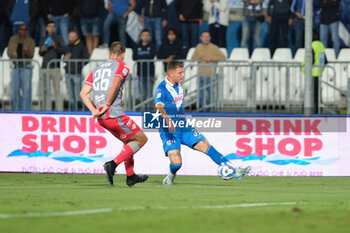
[0,113,349,176]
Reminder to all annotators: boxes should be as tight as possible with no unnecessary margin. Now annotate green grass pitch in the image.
[0,173,349,233]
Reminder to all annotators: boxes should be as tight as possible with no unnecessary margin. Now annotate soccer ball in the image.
[217,163,236,180]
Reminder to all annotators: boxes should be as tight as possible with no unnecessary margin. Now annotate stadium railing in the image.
[0,59,42,111]
[128,60,342,114]
[0,58,347,114]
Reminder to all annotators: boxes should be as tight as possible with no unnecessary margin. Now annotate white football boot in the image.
[162,173,176,185]
[234,166,252,181]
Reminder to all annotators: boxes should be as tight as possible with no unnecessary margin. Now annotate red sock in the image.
[124,155,135,176]
[113,144,134,165]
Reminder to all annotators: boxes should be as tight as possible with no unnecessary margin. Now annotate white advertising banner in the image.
[0,113,348,176]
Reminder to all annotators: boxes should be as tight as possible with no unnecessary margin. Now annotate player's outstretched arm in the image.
[80,84,100,118]
[156,103,176,133]
[99,77,123,116]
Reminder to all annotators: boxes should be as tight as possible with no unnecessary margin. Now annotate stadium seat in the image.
[251,48,271,61]
[289,48,305,105]
[324,48,344,96]
[0,48,10,103]
[250,48,272,105]
[185,47,195,60]
[325,48,336,62]
[1,47,8,58]
[220,48,228,58]
[229,48,249,61]
[224,48,250,105]
[228,48,250,80]
[272,48,292,61]
[293,48,305,62]
[123,47,135,107]
[183,48,198,101]
[83,48,110,78]
[124,48,134,72]
[286,63,305,105]
[324,48,337,89]
[31,47,43,103]
[270,48,293,105]
[153,59,165,97]
[321,65,342,106]
[338,48,350,61]
[90,48,109,60]
[330,48,350,92]
[220,61,249,106]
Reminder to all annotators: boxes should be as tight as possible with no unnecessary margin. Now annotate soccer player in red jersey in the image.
[80,41,148,186]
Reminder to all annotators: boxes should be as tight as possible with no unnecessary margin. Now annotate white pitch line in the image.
[119,202,297,211]
[194,202,297,209]
[0,208,112,219]
[0,202,297,219]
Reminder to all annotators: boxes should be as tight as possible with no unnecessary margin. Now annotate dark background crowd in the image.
[0,0,348,59]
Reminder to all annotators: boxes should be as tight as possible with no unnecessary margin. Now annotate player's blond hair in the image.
[109,41,126,56]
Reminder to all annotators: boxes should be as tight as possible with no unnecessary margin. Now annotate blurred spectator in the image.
[164,0,181,35]
[0,0,6,28]
[174,0,203,49]
[103,0,136,46]
[241,0,264,52]
[133,29,156,109]
[42,0,75,45]
[34,0,47,46]
[157,27,187,71]
[6,0,39,36]
[319,0,340,57]
[0,0,8,55]
[7,23,35,111]
[64,31,89,111]
[192,31,225,110]
[291,0,319,50]
[77,0,105,55]
[204,0,229,48]
[302,30,326,114]
[135,0,168,50]
[291,0,305,50]
[39,21,65,111]
[69,1,80,33]
[267,0,293,54]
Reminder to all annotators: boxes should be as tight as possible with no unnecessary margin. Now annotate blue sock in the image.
[205,145,229,165]
[170,163,182,175]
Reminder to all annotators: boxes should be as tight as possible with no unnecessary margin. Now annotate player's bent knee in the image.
[138,133,148,147]
[194,140,210,153]
[202,140,210,147]
[141,134,148,146]
[129,131,148,148]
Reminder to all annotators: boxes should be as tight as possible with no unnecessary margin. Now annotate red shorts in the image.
[98,114,141,142]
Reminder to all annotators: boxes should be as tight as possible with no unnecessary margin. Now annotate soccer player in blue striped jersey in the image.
[154,61,251,185]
